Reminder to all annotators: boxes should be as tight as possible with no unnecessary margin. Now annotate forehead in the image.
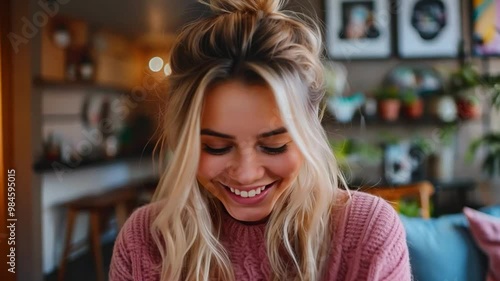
[200,80,284,135]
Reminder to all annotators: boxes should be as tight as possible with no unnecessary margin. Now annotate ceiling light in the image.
[148,57,163,72]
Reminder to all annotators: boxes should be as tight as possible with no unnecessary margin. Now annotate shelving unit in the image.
[33,152,154,173]
[34,77,131,94]
[321,110,459,129]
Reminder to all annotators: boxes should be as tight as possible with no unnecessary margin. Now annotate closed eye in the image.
[260,144,288,155]
[203,145,232,155]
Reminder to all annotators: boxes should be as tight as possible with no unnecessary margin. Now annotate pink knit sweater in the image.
[109,191,411,280]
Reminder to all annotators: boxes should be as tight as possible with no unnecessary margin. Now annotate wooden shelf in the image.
[321,112,457,128]
[33,153,154,173]
[34,77,131,94]
[42,114,82,122]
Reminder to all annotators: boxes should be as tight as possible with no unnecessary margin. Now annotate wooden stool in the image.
[57,186,138,281]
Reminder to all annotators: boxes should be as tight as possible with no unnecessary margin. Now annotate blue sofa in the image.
[400,205,500,281]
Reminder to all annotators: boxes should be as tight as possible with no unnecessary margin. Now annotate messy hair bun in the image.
[201,0,285,14]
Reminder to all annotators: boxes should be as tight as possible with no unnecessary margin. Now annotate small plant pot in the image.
[456,98,481,120]
[378,99,401,121]
[404,99,424,119]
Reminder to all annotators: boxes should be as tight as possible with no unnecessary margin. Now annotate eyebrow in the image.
[200,127,288,139]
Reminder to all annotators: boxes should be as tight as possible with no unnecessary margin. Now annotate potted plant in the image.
[375,86,401,121]
[467,133,500,177]
[466,78,500,178]
[401,89,424,119]
[449,64,483,120]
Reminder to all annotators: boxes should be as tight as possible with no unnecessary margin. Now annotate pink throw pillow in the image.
[463,207,500,281]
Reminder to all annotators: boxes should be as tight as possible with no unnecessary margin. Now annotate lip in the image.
[221,181,277,205]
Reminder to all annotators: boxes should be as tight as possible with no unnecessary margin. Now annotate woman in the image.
[109,0,411,280]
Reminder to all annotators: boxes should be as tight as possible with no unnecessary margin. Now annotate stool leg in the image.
[58,209,77,281]
[115,201,128,231]
[89,211,105,281]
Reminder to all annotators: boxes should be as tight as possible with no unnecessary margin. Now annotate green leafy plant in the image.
[449,64,482,92]
[329,139,382,166]
[484,75,500,111]
[493,84,500,111]
[375,86,400,101]
[401,89,420,105]
[399,199,434,218]
[448,65,500,108]
[412,136,435,156]
[438,124,458,147]
[467,133,500,177]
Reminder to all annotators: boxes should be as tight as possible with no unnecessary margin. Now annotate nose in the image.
[226,148,264,186]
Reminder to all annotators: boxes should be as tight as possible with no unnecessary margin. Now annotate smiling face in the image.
[197,79,303,222]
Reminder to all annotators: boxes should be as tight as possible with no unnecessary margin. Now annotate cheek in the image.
[268,150,303,178]
[197,154,228,181]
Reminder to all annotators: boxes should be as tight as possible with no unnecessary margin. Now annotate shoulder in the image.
[337,191,405,249]
[119,200,162,246]
[109,201,163,280]
[347,190,401,227]
[331,191,411,280]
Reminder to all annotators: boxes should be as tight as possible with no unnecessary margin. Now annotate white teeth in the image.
[225,183,273,198]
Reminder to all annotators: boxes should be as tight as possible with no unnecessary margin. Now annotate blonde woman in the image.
[109,0,411,280]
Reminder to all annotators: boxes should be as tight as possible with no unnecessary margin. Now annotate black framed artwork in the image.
[397,0,462,58]
[325,0,392,59]
[471,0,500,57]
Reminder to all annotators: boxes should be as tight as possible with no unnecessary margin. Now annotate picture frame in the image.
[325,0,392,59]
[471,0,500,57]
[396,0,462,58]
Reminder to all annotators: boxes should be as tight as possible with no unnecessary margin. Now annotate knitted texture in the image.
[109,191,411,280]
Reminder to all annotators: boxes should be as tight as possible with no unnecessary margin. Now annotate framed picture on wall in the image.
[397,0,462,58]
[472,0,500,57]
[325,0,392,59]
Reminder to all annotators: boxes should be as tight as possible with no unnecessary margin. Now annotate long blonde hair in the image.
[151,0,347,280]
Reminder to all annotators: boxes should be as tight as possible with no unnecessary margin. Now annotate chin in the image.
[225,205,272,222]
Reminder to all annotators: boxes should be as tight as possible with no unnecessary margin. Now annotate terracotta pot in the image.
[378,99,401,121]
[456,98,481,120]
[404,99,424,119]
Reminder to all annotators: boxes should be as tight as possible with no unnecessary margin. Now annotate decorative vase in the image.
[434,95,457,122]
[327,93,365,123]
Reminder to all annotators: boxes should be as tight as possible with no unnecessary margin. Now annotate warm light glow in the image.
[148,57,163,72]
[164,63,172,76]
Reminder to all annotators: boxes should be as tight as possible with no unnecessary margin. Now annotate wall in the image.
[286,0,500,87]
[285,0,500,203]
